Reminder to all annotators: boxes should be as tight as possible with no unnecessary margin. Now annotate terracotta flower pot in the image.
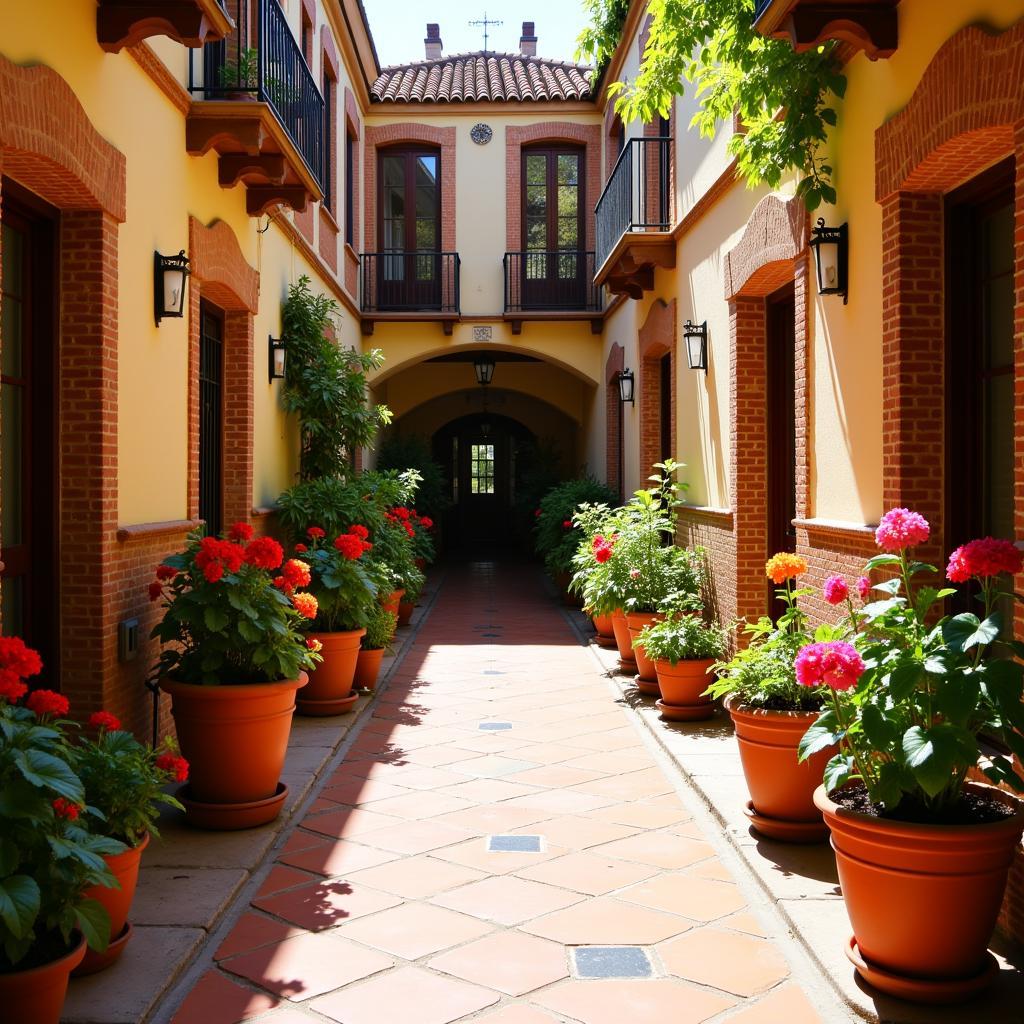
[397,601,414,626]
[626,611,664,684]
[354,647,384,691]
[591,613,617,649]
[610,610,636,668]
[161,675,306,811]
[73,833,150,976]
[381,589,404,618]
[728,698,833,843]
[654,658,716,721]
[298,630,365,716]
[0,933,86,1024]
[815,782,1024,1003]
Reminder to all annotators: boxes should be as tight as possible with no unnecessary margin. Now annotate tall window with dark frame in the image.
[521,146,585,309]
[322,68,334,211]
[199,302,224,536]
[659,352,672,464]
[345,131,355,246]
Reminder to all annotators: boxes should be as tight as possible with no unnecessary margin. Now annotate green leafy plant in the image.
[291,525,378,633]
[362,603,397,652]
[797,511,1024,818]
[281,276,391,481]
[148,523,321,686]
[577,0,847,211]
[376,435,451,522]
[218,47,259,91]
[638,614,729,665]
[535,476,619,578]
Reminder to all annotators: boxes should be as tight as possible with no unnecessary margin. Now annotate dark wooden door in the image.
[766,283,796,606]
[199,302,224,536]
[378,149,441,310]
[521,147,585,309]
[0,183,58,686]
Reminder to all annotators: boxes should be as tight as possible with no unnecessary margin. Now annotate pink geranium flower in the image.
[794,641,865,691]
[822,575,848,606]
[875,508,930,553]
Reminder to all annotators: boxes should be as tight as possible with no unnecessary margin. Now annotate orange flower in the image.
[764,552,808,585]
[292,592,318,619]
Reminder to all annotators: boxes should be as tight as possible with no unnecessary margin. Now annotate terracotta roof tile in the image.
[371,52,593,103]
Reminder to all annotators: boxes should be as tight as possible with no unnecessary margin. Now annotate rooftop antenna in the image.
[469,12,503,53]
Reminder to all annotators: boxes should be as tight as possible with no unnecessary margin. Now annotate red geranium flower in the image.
[228,522,254,543]
[203,562,224,583]
[420,517,433,530]
[393,507,411,520]
[307,526,326,540]
[26,689,70,717]
[562,520,572,530]
[52,797,80,821]
[293,592,319,619]
[155,752,190,782]
[946,537,1023,583]
[244,536,284,570]
[155,564,178,581]
[306,637,323,652]
[148,580,164,601]
[0,671,28,703]
[350,524,369,540]
[294,543,308,553]
[334,533,365,560]
[0,636,43,680]
[89,710,122,732]
[282,558,312,589]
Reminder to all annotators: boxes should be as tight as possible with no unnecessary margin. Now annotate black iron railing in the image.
[503,251,601,313]
[595,137,672,271]
[189,0,324,192]
[359,252,461,314]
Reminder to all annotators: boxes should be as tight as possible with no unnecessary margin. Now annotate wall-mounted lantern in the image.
[268,336,287,382]
[683,319,708,374]
[474,356,496,386]
[154,250,190,325]
[617,368,635,404]
[809,217,848,304]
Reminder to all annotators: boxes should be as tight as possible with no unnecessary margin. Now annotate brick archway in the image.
[874,20,1024,574]
[637,299,676,478]
[605,343,624,496]
[0,55,127,722]
[187,217,259,529]
[722,193,810,623]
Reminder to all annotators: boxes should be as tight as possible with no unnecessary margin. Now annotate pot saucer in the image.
[845,935,999,1004]
[72,923,133,977]
[744,800,829,843]
[178,782,288,830]
[655,699,714,721]
[634,678,660,697]
[594,635,617,648]
[297,691,359,716]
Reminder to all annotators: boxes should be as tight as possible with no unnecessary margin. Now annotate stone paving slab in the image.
[147,565,849,1024]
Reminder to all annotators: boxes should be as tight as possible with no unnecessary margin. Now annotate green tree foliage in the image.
[376,434,450,521]
[281,276,391,480]
[577,0,847,211]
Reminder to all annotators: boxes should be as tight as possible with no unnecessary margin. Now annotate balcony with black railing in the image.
[752,0,898,60]
[359,252,461,335]
[185,0,325,216]
[97,0,233,52]
[502,251,602,333]
[594,137,675,298]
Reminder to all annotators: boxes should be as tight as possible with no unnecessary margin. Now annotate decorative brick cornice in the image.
[875,21,1024,200]
[187,217,259,312]
[723,193,807,299]
[0,54,126,221]
[322,23,340,80]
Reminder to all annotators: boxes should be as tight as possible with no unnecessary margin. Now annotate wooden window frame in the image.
[376,145,442,254]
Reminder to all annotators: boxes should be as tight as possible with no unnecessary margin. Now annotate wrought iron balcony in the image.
[359,252,461,335]
[594,137,675,298]
[186,0,325,215]
[503,251,601,313]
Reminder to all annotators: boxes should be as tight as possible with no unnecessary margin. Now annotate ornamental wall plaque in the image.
[470,123,493,145]
[473,326,493,341]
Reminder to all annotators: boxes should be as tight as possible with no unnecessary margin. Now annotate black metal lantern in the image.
[809,217,848,303]
[474,356,495,386]
[154,250,190,324]
[269,336,287,381]
[617,368,635,404]
[683,319,708,373]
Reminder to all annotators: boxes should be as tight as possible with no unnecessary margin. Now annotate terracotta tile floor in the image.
[168,564,823,1024]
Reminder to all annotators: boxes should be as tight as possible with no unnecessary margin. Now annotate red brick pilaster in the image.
[605,342,624,496]
[637,299,676,478]
[223,311,254,526]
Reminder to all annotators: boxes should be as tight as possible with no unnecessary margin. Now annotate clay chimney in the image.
[519,21,537,57]
[424,23,443,60]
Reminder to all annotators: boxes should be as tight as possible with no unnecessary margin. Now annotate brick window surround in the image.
[638,298,676,479]
[0,55,129,721]
[605,342,624,497]
[187,217,259,530]
[342,86,361,298]
[363,124,456,254]
[318,27,340,274]
[721,193,809,624]
[506,123,602,252]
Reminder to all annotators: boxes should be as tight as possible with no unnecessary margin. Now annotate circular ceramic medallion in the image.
[470,122,493,145]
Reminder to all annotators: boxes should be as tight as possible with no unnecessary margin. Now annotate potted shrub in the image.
[798,510,1024,1002]
[355,603,397,692]
[639,614,729,720]
[706,552,836,842]
[409,509,436,571]
[70,717,188,974]
[290,524,377,715]
[0,640,123,1023]
[573,528,634,669]
[148,523,321,829]
[567,503,617,647]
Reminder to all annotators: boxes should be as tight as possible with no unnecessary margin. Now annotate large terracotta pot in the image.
[354,647,384,691]
[298,630,365,716]
[161,675,306,806]
[591,613,616,649]
[610,610,636,668]
[397,601,415,626]
[654,658,716,721]
[815,782,1024,1003]
[73,833,150,976]
[626,611,664,684]
[0,933,86,1024]
[381,589,404,617]
[727,698,833,843]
